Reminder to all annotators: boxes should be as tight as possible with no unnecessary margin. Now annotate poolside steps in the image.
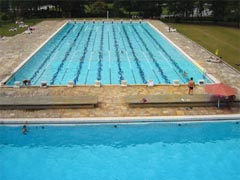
[125,94,240,108]
[0,96,98,109]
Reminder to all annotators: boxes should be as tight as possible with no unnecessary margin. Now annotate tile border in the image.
[1,114,239,124]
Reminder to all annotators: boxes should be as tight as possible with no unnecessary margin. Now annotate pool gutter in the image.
[0,114,240,125]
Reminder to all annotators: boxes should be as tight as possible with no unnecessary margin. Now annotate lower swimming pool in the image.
[0,120,240,180]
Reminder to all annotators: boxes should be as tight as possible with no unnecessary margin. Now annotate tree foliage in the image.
[89,0,108,17]
[0,0,239,26]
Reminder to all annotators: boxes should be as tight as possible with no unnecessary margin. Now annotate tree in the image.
[209,0,228,22]
[0,0,10,14]
[195,0,207,20]
[120,0,137,18]
[113,0,123,17]
[89,0,107,17]
[0,0,238,27]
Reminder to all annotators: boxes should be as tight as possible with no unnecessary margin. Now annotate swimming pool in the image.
[0,120,240,180]
[6,21,212,86]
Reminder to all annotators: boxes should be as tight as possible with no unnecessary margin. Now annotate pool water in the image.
[6,22,211,85]
[0,121,240,180]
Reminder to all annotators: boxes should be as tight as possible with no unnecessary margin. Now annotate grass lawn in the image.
[0,19,43,36]
[168,23,240,71]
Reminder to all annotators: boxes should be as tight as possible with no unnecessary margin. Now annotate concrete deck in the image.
[125,94,217,107]
[0,20,239,118]
[125,94,239,108]
[0,95,98,109]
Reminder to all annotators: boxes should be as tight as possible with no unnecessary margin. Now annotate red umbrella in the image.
[205,83,238,108]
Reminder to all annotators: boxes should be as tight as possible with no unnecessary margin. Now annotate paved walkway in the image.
[0,20,66,81]
[0,20,239,118]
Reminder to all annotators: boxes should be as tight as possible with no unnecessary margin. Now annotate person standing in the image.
[188,77,195,95]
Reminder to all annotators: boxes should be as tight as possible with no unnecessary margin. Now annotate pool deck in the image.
[0,20,239,119]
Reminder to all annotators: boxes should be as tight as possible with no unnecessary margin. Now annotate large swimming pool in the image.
[0,120,240,180]
[6,21,211,85]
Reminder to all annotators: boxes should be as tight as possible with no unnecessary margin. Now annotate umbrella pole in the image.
[217,97,220,108]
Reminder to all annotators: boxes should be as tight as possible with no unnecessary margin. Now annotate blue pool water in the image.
[0,121,240,180]
[6,22,211,85]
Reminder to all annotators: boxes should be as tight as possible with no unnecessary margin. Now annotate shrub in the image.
[1,14,8,21]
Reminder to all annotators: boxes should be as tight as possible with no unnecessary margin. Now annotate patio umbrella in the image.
[205,83,238,108]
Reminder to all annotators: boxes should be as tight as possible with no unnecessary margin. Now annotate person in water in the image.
[188,77,195,95]
[22,124,27,134]
[183,71,187,77]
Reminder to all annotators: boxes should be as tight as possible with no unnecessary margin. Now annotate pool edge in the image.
[1,114,240,124]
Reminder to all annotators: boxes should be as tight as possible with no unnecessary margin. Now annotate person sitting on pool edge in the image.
[22,79,31,86]
[188,77,195,95]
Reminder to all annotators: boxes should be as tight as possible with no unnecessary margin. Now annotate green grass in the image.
[0,19,43,36]
[168,23,240,71]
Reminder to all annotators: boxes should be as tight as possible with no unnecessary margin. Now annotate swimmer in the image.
[182,71,187,77]
[22,124,27,134]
